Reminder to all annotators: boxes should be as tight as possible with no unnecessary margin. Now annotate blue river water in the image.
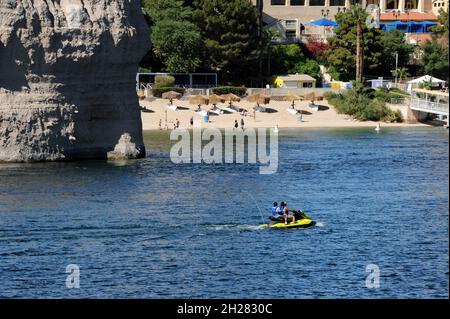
[0,127,448,298]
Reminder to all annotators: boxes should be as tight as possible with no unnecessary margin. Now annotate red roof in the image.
[380,12,437,21]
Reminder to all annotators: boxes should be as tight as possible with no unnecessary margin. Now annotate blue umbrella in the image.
[408,21,424,33]
[307,18,339,28]
[421,20,438,33]
[384,21,409,32]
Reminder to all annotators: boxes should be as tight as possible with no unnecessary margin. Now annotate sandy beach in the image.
[139,98,428,130]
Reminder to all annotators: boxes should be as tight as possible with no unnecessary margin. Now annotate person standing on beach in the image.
[190,117,194,127]
[240,118,245,130]
[253,110,256,120]
[158,119,162,130]
[234,119,239,130]
[175,118,180,129]
[296,112,302,124]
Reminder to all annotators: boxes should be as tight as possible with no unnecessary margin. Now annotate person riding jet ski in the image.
[271,202,284,221]
[281,202,296,224]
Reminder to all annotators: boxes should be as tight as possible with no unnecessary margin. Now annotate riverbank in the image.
[139,99,428,130]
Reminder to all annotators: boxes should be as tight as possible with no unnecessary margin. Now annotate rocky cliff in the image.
[0,0,150,162]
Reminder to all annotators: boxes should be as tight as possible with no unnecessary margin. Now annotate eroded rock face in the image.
[0,0,150,162]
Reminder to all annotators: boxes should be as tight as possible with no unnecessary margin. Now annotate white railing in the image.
[410,98,449,115]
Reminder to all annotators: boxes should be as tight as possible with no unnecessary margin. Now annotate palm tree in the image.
[350,4,367,82]
[397,67,410,82]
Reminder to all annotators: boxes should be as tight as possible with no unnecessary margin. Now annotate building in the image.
[274,74,317,88]
[254,0,444,42]
[432,0,449,15]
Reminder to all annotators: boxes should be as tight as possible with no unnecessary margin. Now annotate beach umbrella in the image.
[221,93,241,102]
[283,94,303,106]
[305,92,316,102]
[208,94,225,105]
[248,93,271,105]
[189,95,209,106]
[257,96,271,105]
[162,91,182,104]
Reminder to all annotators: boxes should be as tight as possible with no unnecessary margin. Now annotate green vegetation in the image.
[326,6,413,82]
[139,2,447,86]
[381,30,415,78]
[419,39,449,81]
[419,8,449,81]
[152,87,186,98]
[211,86,247,96]
[270,44,321,80]
[324,83,403,122]
[431,8,449,47]
[152,75,185,97]
[192,0,268,85]
[371,88,407,104]
[154,75,176,88]
[141,0,202,73]
[327,6,383,82]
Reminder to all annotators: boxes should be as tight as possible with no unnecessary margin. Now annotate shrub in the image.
[304,39,332,63]
[325,86,403,123]
[211,86,247,96]
[372,88,408,104]
[152,87,185,98]
[154,75,175,88]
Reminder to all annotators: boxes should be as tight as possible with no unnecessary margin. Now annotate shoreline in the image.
[140,98,431,131]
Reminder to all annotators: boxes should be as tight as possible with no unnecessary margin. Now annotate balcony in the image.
[410,98,449,115]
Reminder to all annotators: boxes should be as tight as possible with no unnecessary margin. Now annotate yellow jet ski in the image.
[259,211,316,229]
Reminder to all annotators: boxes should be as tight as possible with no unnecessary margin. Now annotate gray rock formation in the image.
[0,0,150,162]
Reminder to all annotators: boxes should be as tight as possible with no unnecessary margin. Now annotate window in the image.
[271,0,286,5]
[386,0,399,10]
[330,0,345,5]
[285,30,297,41]
[285,20,297,28]
[405,0,418,9]
[310,0,326,5]
[291,0,305,5]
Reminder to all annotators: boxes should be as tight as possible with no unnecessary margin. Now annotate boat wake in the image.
[316,222,325,227]
[203,223,262,232]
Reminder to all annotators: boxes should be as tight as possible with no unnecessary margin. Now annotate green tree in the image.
[270,44,304,75]
[141,0,202,73]
[192,0,268,84]
[418,8,449,81]
[420,39,449,81]
[269,44,320,80]
[431,8,449,47]
[141,0,192,24]
[294,59,321,80]
[152,21,202,73]
[380,30,414,77]
[397,67,410,82]
[327,5,384,82]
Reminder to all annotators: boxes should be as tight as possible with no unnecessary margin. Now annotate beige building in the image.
[432,0,449,15]
[255,0,442,42]
[274,74,317,88]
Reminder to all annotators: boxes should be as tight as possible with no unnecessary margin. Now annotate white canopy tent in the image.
[407,75,446,92]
